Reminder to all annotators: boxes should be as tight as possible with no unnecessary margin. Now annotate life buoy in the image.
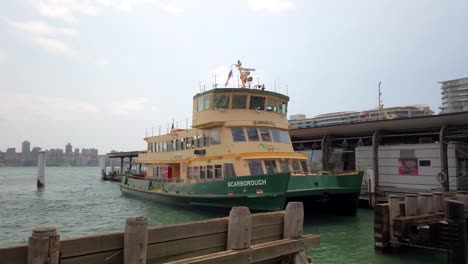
[437,171,447,184]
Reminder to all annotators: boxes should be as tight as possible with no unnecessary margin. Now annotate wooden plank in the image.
[147,218,228,244]
[61,249,122,264]
[146,233,227,259]
[165,235,320,264]
[60,231,124,258]
[0,245,28,264]
[252,224,283,240]
[251,212,284,228]
[252,236,283,246]
[147,246,225,264]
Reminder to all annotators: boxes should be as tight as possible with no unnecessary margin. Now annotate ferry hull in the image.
[120,173,290,211]
[120,171,364,213]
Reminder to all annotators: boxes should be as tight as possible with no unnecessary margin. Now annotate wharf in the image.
[0,202,319,264]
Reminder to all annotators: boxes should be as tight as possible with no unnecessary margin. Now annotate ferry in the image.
[120,61,364,214]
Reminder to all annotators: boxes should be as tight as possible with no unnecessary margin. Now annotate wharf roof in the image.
[193,88,289,101]
[290,111,468,139]
[107,150,146,158]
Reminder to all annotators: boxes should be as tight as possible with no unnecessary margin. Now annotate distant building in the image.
[440,77,468,113]
[74,148,80,155]
[65,143,73,154]
[22,140,31,156]
[289,105,433,129]
[5,148,17,159]
[31,147,42,158]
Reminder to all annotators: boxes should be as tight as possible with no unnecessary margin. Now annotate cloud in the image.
[7,19,77,56]
[0,48,5,63]
[0,92,99,122]
[30,0,184,21]
[247,0,294,13]
[110,97,149,116]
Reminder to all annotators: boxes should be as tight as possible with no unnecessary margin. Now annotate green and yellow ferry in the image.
[120,62,363,214]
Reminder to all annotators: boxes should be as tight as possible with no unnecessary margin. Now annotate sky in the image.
[0,0,467,153]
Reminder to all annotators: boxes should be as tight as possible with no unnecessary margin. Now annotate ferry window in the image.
[210,130,221,145]
[187,167,193,179]
[264,160,278,174]
[280,130,290,143]
[200,166,206,179]
[207,165,214,179]
[147,143,152,152]
[279,160,290,172]
[214,165,222,179]
[214,95,230,109]
[175,139,180,151]
[266,98,278,112]
[231,128,246,142]
[300,161,309,173]
[197,98,203,112]
[280,101,288,115]
[246,128,260,141]
[259,128,271,142]
[232,95,247,109]
[181,138,186,150]
[271,129,281,142]
[193,166,200,179]
[248,160,264,175]
[204,95,211,111]
[185,137,191,149]
[203,132,210,147]
[224,163,236,177]
[173,140,177,151]
[249,96,265,111]
[292,160,302,172]
[191,136,197,148]
[162,142,167,152]
[197,134,204,147]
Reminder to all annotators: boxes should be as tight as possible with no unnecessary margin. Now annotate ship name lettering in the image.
[227,179,267,188]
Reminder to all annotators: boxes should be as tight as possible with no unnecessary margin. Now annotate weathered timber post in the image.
[283,202,309,264]
[417,193,434,214]
[445,199,466,264]
[99,155,106,178]
[372,130,382,203]
[404,194,418,216]
[455,191,468,209]
[28,227,60,264]
[124,217,148,264]
[37,151,45,188]
[433,191,444,212]
[388,195,401,242]
[227,206,251,250]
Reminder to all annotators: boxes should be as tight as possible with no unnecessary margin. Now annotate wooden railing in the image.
[0,202,319,264]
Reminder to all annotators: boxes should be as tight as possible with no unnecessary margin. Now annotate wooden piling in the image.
[124,216,148,264]
[374,203,390,251]
[27,227,59,264]
[404,194,418,217]
[227,206,252,250]
[388,195,401,241]
[37,151,45,188]
[433,191,444,212]
[417,193,434,214]
[284,202,304,239]
[99,155,106,178]
[445,199,466,264]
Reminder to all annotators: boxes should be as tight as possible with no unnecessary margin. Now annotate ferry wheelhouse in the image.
[120,62,363,213]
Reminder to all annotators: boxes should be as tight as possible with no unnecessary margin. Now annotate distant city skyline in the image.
[1,0,467,153]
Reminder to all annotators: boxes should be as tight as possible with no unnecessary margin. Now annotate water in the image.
[0,167,446,263]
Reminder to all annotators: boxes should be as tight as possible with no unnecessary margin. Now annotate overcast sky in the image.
[1,0,467,153]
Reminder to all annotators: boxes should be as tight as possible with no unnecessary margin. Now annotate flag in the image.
[225,69,233,87]
[171,118,174,132]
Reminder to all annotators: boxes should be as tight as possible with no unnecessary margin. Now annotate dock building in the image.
[289,112,468,203]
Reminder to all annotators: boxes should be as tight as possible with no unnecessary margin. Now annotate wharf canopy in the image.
[137,87,308,181]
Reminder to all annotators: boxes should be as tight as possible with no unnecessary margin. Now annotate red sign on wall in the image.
[398,158,418,175]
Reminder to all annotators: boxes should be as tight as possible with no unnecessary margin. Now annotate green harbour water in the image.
[0,167,447,263]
